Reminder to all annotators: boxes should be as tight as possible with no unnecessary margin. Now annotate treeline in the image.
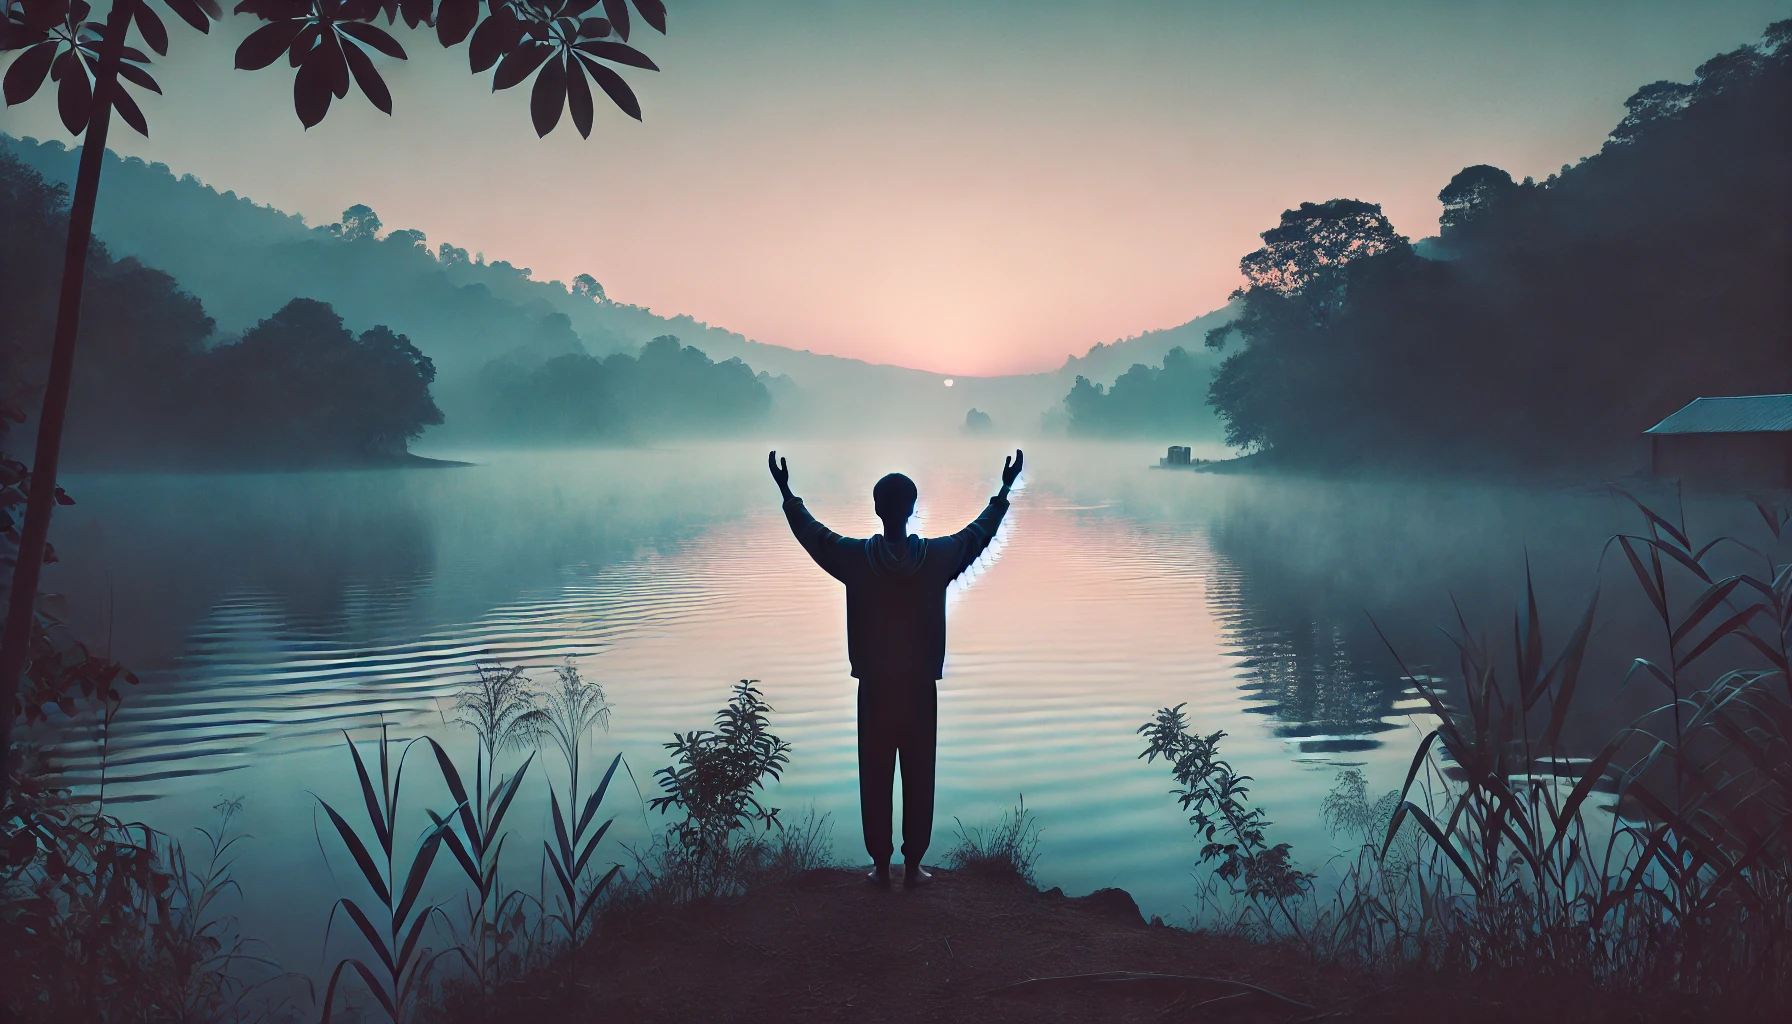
[472,335,772,442]
[1062,346,1216,437]
[1203,21,1792,473]
[1,153,440,467]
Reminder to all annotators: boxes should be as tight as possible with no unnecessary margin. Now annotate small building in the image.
[1160,445,1192,467]
[1644,394,1792,488]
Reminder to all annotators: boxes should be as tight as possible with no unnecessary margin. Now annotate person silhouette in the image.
[769,449,1022,888]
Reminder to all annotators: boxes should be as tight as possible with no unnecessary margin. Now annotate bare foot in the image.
[903,864,933,888]
[867,864,891,888]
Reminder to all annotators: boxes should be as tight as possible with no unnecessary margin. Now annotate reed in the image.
[425,662,545,993]
[316,723,456,1024]
[539,664,624,943]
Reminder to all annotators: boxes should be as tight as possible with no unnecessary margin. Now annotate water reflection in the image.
[33,440,1776,974]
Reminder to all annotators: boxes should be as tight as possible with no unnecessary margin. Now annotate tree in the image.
[195,297,443,461]
[0,0,673,800]
[571,272,605,301]
[328,202,382,240]
[1237,198,1410,297]
[1437,164,1516,232]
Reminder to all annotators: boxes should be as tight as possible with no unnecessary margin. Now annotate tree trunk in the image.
[0,0,135,806]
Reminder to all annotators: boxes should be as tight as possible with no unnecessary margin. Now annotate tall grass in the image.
[1145,492,1792,1010]
[945,796,1043,885]
[539,664,624,942]
[316,723,456,1024]
[425,663,543,994]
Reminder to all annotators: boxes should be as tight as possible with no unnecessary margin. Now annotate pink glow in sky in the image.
[5,1,1784,374]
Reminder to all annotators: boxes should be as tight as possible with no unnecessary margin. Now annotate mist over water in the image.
[42,440,1767,971]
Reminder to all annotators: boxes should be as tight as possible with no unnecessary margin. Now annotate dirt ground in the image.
[469,868,1716,1023]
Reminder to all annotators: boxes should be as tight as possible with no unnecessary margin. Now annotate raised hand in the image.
[1000,449,1024,494]
[768,450,793,500]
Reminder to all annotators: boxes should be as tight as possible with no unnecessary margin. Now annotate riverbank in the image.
[445,867,1716,1024]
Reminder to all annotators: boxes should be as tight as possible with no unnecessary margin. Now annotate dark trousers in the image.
[856,676,938,867]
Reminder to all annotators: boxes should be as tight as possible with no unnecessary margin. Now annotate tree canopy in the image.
[1062,345,1217,439]
[474,333,771,442]
[1203,20,1792,473]
[1,150,446,465]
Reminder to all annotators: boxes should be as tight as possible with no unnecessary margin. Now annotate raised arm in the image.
[942,449,1023,580]
[770,450,857,581]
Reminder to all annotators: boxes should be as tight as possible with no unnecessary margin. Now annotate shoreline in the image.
[443,867,1730,1023]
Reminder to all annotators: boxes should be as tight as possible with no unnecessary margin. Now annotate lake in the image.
[44,439,1755,976]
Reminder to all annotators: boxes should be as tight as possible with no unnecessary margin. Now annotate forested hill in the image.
[1201,21,1792,475]
[2,134,1233,437]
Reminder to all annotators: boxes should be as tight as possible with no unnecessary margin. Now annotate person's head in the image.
[872,472,917,532]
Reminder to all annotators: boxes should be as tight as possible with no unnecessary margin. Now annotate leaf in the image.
[316,33,349,98]
[576,52,638,119]
[336,898,397,977]
[492,39,550,90]
[602,0,629,39]
[425,739,481,858]
[576,753,623,837]
[1617,536,1668,624]
[339,21,406,60]
[4,40,58,105]
[1675,603,1766,670]
[116,60,161,93]
[485,753,533,836]
[392,823,446,929]
[235,20,303,71]
[342,38,392,114]
[435,0,477,46]
[549,787,574,866]
[111,82,148,136]
[545,839,576,903]
[572,817,613,878]
[57,52,91,134]
[573,39,657,70]
[1670,576,1745,648]
[576,16,610,39]
[1540,589,1599,749]
[395,906,432,977]
[134,2,169,55]
[426,809,479,884]
[566,47,593,136]
[633,0,665,34]
[350,959,398,1020]
[1752,498,1782,540]
[344,731,393,855]
[318,799,391,904]
[468,11,521,74]
[162,0,214,33]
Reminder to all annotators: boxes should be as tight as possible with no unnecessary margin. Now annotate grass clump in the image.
[945,796,1042,885]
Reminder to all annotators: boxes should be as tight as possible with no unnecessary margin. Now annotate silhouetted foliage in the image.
[476,334,771,442]
[2,152,444,465]
[197,299,443,463]
[1063,345,1216,438]
[1204,22,1792,471]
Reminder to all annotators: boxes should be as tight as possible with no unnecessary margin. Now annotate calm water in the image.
[44,439,1748,974]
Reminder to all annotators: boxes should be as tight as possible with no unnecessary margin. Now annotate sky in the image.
[3,0,1787,375]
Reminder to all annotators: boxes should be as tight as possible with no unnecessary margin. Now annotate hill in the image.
[3,134,1228,439]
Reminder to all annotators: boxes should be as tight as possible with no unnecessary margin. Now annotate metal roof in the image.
[1645,395,1792,435]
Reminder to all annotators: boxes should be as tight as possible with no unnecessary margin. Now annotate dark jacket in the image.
[783,495,1009,680]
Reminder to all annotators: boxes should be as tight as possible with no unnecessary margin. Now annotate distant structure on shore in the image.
[1645,394,1792,488]
[1154,445,1203,470]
